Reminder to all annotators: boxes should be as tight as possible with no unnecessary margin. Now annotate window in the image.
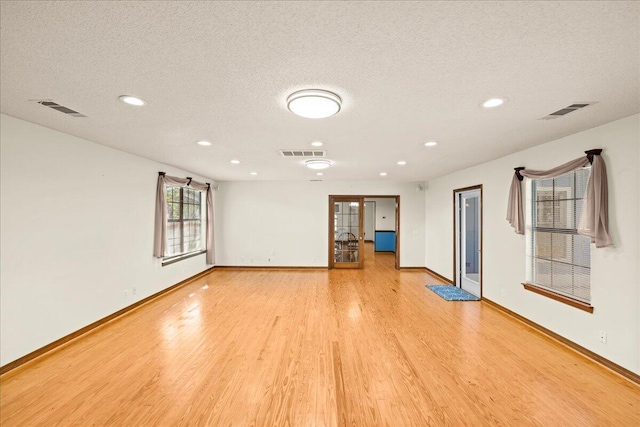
[527,168,591,303]
[165,186,204,257]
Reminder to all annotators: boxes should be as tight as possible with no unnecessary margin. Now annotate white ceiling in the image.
[1,1,638,182]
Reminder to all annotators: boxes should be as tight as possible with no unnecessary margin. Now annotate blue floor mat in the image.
[426,285,480,301]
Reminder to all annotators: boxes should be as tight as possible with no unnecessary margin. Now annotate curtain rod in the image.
[514,148,602,178]
[585,149,602,164]
[158,171,211,187]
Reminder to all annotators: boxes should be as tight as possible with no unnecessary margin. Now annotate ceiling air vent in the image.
[539,103,595,120]
[34,100,87,117]
[279,150,326,157]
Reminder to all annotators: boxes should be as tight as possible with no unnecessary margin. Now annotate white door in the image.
[456,189,481,297]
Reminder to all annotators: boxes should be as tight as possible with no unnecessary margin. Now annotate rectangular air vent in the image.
[539,102,595,120]
[279,150,326,157]
[34,100,87,117]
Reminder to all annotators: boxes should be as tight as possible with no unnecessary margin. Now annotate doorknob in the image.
[359,236,363,240]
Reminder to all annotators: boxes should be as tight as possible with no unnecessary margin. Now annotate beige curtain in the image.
[506,151,613,248]
[153,173,215,264]
[188,180,215,264]
[577,155,613,247]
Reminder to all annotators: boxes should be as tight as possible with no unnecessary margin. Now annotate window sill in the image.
[162,250,206,266]
[522,283,593,313]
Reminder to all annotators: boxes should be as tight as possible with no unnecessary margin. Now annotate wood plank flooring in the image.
[1,244,639,426]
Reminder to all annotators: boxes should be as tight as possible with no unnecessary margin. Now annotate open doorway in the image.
[329,195,399,269]
[454,185,482,297]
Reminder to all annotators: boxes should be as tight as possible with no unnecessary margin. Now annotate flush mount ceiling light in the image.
[230,159,241,164]
[397,161,407,165]
[305,159,332,170]
[250,172,258,176]
[380,172,387,176]
[196,140,212,146]
[287,89,341,119]
[481,98,507,108]
[310,141,324,147]
[118,95,146,106]
[424,141,438,147]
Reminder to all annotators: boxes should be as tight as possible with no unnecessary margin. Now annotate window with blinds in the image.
[527,168,591,302]
[165,186,204,257]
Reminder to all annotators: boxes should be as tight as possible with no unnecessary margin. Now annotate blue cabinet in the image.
[375,231,396,252]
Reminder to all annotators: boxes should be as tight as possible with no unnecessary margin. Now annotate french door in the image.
[455,187,482,297]
[329,196,364,269]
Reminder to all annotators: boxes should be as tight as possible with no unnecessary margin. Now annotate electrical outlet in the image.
[123,289,128,298]
[132,287,137,295]
[599,330,607,344]
[268,257,271,262]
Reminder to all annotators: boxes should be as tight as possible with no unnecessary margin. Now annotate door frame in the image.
[329,195,400,269]
[453,185,483,297]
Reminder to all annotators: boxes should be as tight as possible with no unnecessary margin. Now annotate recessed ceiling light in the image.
[424,141,438,147]
[481,98,507,108]
[310,141,324,147]
[380,172,387,176]
[118,95,146,106]
[305,159,332,170]
[196,140,212,146]
[230,159,241,164]
[316,172,324,176]
[250,172,258,176]
[397,161,407,165]
[287,89,341,119]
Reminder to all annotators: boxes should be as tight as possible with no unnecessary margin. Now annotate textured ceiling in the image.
[1,1,638,182]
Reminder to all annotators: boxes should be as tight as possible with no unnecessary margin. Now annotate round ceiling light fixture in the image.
[310,141,324,147]
[305,159,332,170]
[481,98,507,108]
[397,161,407,165]
[287,89,341,119]
[230,159,241,164]
[118,95,146,106]
[196,140,212,146]
[424,141,438,147]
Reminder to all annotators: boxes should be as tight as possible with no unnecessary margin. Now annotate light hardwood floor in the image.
[1,244,639,426]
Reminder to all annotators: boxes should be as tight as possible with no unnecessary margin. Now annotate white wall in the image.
[215,182,425,267]
[424,114,640,374]
[365,197,397,230]
[0,114,215,366]
[363,201,375,241]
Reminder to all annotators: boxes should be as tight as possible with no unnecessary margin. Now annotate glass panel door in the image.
[330,197,364,268]
[456,189,481,297]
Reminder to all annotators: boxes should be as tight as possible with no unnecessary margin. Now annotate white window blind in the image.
[527,168,591,302]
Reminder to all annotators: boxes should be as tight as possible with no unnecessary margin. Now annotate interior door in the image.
[330,196,364,269]
[456,189,481,297]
